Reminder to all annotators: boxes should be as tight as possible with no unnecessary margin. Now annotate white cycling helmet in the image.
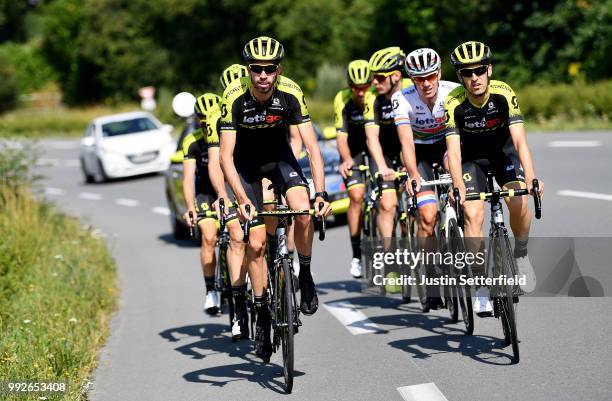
[405,48,441,77]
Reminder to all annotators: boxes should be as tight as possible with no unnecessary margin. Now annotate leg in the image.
[347,184,365,277]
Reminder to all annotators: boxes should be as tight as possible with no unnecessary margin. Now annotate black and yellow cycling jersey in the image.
[363,78,412,159]
[443,80,523,160]
[334,88,367,156]
[219,75,310,164]
[182,107,221,195]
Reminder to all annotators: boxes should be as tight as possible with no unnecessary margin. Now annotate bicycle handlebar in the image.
[241,204,327,243]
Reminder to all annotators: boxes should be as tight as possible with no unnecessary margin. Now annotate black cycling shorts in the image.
[370,154,401,193]
[461,139,525,194]
[343,152,368,190]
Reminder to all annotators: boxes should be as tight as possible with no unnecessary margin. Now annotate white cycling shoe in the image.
[204,290,220,315]
[473,287,493,317]
[516,255,536,293]
[350,258,363,278]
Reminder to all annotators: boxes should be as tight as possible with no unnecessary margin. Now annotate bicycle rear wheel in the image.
[448,218,473,334]
[279,258,295,393]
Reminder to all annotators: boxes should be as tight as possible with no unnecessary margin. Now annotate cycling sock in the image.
[514,237,529,258]
[266,233,278,260]
[298,253,312,280]
[253,294,269,309]
[204,276,215,292]
[350,235,362,259]
[232,284,247,305]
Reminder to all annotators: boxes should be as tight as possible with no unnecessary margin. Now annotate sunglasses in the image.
[373,71,396,81]
[412,72,439,84]
[248,64,279,74]
[459,65,488,78]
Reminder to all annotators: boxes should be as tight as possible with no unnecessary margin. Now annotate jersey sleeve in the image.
[205,107,221,148]
[442,88,463,137]
[392,91,412,126]
[219,80,244,133]
[279,77,310,125]
[333,90,349,134]
[363,91,377,127]
[182,132,200,161]
[494,81,523,125]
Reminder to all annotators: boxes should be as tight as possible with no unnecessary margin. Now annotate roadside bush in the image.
[0,57,19,113]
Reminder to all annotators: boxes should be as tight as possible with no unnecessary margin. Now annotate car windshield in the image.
[101,117,158,137]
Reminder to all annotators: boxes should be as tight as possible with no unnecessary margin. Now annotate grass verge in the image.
[0,164,117,400]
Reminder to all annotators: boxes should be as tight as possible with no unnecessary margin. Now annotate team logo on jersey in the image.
[506,164,515,171]
[488,102,494,109]
[272,97,280,105]
[463,173,472,182]
[392,99,399,110]
[243,114,283,124]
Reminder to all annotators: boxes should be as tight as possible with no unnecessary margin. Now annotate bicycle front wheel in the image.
[448,218,473,334]
[279,258,295,392]
[493,232,520,363]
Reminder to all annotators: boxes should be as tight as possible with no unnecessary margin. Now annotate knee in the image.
[228,222,245,244]
[419,209,437,230]
[295,214,311,227]
[464,204,484,226]
[380,197,397,214]
[248,236,266,256]
[201,232,217,249]
[349,189,364,204]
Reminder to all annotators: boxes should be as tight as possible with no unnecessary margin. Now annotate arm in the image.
[182,160,197,226]
[336,133,353,178]
[509,123,543,195]
[296,121,332,216]
[207,147,229,216]
[397,124,421,193]
[219,130,253,218]
[365,124,392,179]
[445,134,465,200]
[289,125,302,159]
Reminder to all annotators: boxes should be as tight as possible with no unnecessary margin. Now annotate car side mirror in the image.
[81,137,95,147]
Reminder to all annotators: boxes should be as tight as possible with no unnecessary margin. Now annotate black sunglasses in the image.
[249,64,279,74]
[459,65,488,77]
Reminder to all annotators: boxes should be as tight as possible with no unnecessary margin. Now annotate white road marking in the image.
[151,206,170,216]
[397,383,449,401]
[64,159,80,167]
[548,140,601,148]
[44,187,65,196]
[49,141,78,150]
[79,192,103,201]
[558,190,612,202]
[323,301,382,335]
[115,198,140,207]
[36,158,60,167]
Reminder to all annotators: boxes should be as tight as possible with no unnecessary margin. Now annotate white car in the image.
[79,111,174,182]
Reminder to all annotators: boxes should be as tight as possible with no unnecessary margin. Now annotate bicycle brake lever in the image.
[317,201,326,241]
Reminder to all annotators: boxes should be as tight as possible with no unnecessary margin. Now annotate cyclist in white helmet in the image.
[392,48,460,310]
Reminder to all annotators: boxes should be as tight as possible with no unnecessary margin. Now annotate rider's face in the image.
[350,83,371,106]
[412,70,440,101]
[249,63,280,94]
[459,64,491,97]
[372,71,400,95]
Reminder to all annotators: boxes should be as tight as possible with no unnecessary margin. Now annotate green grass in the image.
[0,185,117,400]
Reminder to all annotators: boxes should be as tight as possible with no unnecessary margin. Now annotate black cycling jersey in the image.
[182,114,220,196]
[220,75,310,167]
[334,88,367,156]
[443,80,523,160]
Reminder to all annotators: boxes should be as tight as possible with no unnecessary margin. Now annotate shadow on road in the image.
[159,322,304,392]
[157,233,199,248]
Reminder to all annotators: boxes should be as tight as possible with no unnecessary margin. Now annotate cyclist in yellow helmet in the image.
[364,47,412,241]
[220,36,331,361]
[334,59,372,278]
[220,64,248,90]
[182,93,227,317]
[443,41,544,312]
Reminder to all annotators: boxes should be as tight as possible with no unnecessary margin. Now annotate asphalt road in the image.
[32,132,612,401]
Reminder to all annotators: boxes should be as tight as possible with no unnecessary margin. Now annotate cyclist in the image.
[220,64,248,90]
[392,48,460,309]
[443,41,544,314]
[364,46,412,241]
[219,36,332,361]
[182,93,226,316]
[334,59,373,278]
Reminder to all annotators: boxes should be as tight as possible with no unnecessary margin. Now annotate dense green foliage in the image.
[0,0,610,105]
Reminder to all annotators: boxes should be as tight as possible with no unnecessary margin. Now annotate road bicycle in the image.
[242,192,326,393]
[455,172,542,363]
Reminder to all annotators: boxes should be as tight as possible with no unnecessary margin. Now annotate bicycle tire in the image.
[448,218,474,334]
[401,210,417,303]
[219,245,235,326]
[493,233,520,363]
[279,258,295,393]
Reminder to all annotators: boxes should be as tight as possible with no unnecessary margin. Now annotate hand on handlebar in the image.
[405,177,421,196]
[183,208,196,228]
[314,198,332,217]
[238,201,255,221]
[526,177,544,198]
[339,160,354,179]
[449,184,466,206]
[380,166,396,182]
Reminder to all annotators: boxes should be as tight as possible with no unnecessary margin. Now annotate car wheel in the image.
[80,157,95,183]
[96,158,109,183]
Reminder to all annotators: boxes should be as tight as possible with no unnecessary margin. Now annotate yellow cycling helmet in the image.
[242,36,285,64]
[220,64,248,90]
[194,93,221,120]
[346,59,372,86]
[450,41,492,70]
[369,46,405,73]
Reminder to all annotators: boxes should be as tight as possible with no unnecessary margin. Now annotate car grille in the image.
[128,150,159,164]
